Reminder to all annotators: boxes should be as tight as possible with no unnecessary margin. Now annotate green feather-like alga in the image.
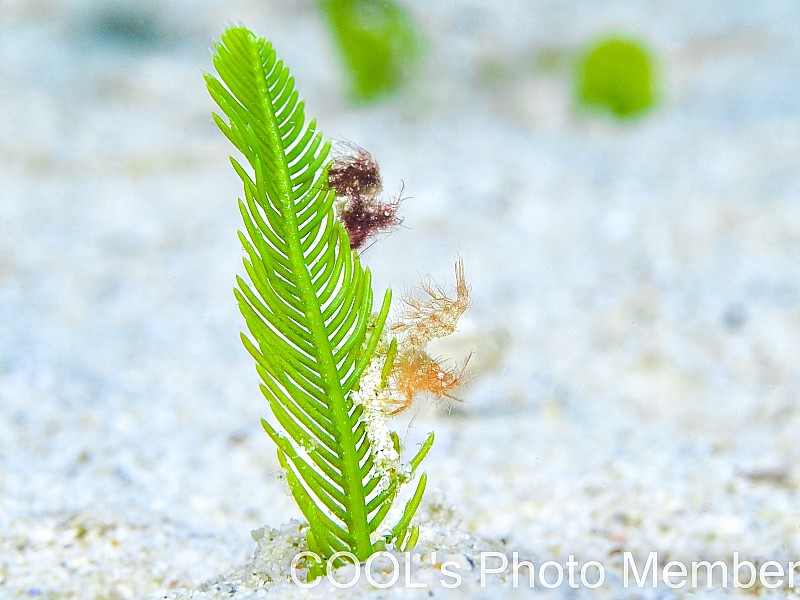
[205,26,432,571]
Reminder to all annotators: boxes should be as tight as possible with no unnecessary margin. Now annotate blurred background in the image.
[2,0,800,597]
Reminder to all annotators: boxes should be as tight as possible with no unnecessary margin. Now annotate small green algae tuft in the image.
[316,0,424,103]
[575,35,658,119]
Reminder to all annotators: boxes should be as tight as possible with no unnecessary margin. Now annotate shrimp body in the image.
[384,258,471,415]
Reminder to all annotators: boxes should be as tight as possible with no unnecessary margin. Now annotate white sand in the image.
[2,0,800,598]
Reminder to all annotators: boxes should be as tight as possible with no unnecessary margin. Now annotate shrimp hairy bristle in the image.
[382,259,472,415]
[389,350,471,415]
[390,258,471,347]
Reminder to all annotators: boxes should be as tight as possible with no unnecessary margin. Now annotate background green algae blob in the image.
[317,0,423,104]
[575,36,658,118]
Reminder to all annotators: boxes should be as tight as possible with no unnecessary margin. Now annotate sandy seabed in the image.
[2,1,800,598]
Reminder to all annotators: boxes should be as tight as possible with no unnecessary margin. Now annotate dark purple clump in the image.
[328,142,401,249]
